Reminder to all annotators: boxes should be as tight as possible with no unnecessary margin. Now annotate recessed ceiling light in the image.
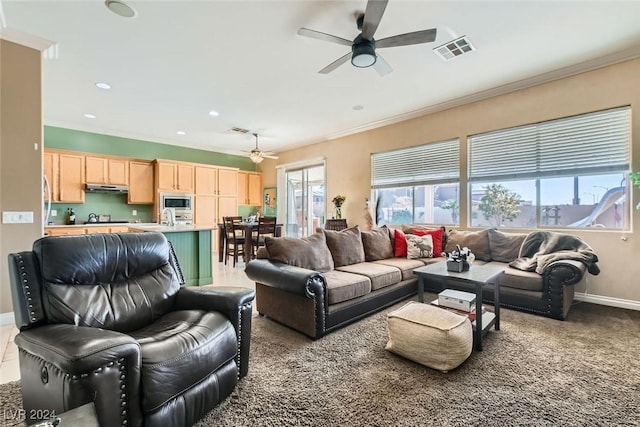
[95,82,111,90]
[84,113,97,119]
[105,0,137,18]
[209,110,220,117]
[176,131,186,136]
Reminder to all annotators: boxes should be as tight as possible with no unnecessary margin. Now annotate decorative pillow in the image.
[265,232,334,272]
[406,234,434,259]
[323,225,366,267]
[488,229,526,263]
[394,229,408,257]
[361,225,394,261]
[444,229,491,261]
[411,228,444,257]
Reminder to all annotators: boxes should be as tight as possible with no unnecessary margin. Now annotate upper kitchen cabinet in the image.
[85,155,128,185]
[237,171,262,205]
[44,150,85,203]
[128,160,154,204]
[155,160,194,193]
[195,165,238,196]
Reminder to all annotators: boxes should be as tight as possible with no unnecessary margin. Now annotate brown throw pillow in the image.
[323,225,366,267]
[444,229,491,261]
[488,229,526,263]
[361,225,394,261]
[265,232,334,272]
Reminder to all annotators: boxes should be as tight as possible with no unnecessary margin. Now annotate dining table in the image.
[218,221,282,263]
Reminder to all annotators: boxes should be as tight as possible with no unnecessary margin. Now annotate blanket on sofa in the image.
[509,231,600,275]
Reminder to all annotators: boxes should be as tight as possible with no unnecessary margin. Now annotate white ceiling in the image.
[2,0,640,158]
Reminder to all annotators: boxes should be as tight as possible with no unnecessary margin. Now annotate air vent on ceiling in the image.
[433,36,475,61]
[229,127,250,134]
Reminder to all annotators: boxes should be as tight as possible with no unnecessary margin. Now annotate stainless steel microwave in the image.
[160,193,193,211]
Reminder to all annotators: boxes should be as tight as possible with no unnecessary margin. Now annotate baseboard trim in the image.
[0,312,15,326]
[574,292,640,311]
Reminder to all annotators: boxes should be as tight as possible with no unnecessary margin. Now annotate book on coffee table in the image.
[429,299,486,322]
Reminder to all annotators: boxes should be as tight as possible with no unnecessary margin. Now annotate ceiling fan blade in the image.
[297,28,352,46]
[376,28,437,48]
[361,0,388,40]
[373,53,392,76]
[262,154,279,160]
[318,52,351,74]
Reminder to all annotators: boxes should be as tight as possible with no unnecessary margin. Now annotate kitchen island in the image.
[128,224,215,286]
[45,223,216,286]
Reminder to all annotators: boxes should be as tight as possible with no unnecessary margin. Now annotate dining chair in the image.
[325,218,348,231]
[250,216,277,259]
[223,216,245,267]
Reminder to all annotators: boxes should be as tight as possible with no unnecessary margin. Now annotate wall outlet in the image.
[2,211,34,223]
[51,209,57,217]
[132,210,137,216]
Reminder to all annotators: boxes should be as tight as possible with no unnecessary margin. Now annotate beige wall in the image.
[261,58,640,306]
[0,40,43,315]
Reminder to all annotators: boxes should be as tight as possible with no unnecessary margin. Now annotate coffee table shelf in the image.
[414,262,504,351]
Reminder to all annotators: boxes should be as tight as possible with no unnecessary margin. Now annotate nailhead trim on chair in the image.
[235,301,252,380]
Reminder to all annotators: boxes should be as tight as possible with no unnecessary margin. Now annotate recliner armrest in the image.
[15,324,140,374]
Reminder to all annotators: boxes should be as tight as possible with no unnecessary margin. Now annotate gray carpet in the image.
[2,297,640,427]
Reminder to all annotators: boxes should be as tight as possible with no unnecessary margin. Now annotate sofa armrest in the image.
[174,287,255,378]
[245,259,326,298]
[16,324,140,374]
[16,324,142,426]
[543,259,587,287]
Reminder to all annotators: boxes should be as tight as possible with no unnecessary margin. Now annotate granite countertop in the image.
[46,223,217,232]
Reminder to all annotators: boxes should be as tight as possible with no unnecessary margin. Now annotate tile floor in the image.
[0,257,255,385]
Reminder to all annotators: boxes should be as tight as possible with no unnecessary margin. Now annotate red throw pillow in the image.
[412,228,444,257]
[394,229,408,257]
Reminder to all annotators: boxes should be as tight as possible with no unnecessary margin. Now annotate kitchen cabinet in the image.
[45,227,87,236]
[128,161,154,204]
[237,171,262,205]
[155,160,194,193]
[194,195,217,225]
[44,151,59,202]
[58,153,85,203]
[194,165,239,225]
[44,150,86,203]
[218,168,238,196]
[218,196,238,223]
[85,155,128,185]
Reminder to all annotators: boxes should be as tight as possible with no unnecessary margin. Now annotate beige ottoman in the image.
[386,301,472,372]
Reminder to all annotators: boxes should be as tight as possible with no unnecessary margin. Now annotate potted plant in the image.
[332,194,346,219]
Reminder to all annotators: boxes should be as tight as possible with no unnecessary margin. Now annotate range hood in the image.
[85,183,129,193]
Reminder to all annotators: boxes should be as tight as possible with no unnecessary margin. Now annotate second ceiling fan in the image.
[297,0,437,76]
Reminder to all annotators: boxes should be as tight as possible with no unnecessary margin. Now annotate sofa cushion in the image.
[483,261,544,292]
[406,234,434,259]
[374,258,425,281]
[411,228,444,257]
[445,229,491,261]
[336,262,402,291]
[265,232,334,272]
[323,225,366,267]
[488,229,526,263]
[322,270,372,305]
[393,229,408,257]
[361,226,394,261]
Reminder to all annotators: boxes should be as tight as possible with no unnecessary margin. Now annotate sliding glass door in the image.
[285,165,325,237]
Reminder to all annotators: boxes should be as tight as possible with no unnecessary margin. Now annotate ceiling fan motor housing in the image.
[352,35,377,67]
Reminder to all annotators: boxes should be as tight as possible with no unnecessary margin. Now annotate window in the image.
[468,107,630,229]
[372,139,460,225]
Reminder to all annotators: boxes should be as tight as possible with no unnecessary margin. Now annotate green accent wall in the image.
[50,193,154,225]
[44,126,259,171]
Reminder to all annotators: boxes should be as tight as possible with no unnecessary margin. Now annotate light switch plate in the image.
[2,211,35,223]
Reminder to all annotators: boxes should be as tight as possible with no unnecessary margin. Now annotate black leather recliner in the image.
[8,232,254,426]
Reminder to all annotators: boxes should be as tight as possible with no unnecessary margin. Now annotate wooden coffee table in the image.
[413,262,504,351]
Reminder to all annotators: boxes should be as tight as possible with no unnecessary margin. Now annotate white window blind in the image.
[468,106,631,182]
[371,139,459,188]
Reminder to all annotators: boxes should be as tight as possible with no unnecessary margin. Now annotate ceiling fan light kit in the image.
[250,151,264,164]
[297,0,437,76]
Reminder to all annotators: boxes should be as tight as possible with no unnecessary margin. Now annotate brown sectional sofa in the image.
[245,225,598,339]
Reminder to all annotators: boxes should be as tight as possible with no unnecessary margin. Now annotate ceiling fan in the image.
[244,133,279,164]
[297,0,437,76]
